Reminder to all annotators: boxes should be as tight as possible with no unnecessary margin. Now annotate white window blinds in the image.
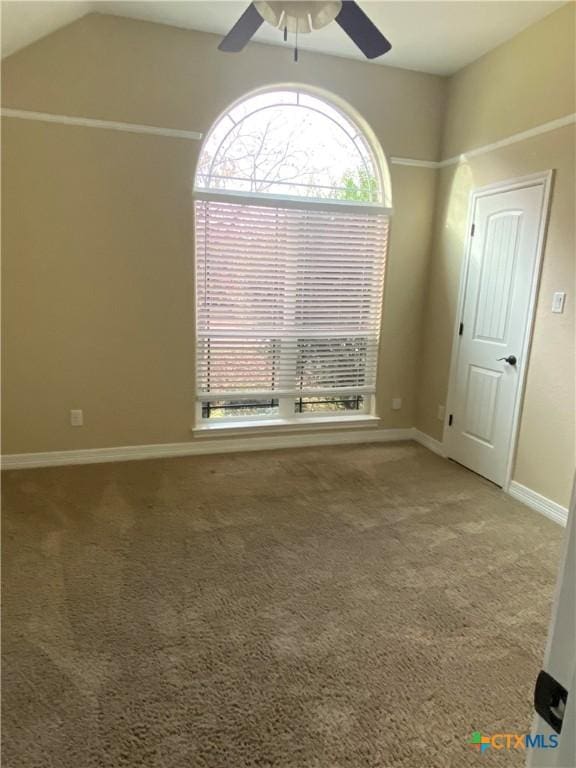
[195,200,388,405]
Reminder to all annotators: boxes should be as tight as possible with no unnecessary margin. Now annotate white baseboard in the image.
[1,427,415,470]
[508,481,568,527]
[408,435,568,527]
[412,429,446,457]
[8,431,565,529]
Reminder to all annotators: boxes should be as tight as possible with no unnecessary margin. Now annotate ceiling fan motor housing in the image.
[254,1,343,33]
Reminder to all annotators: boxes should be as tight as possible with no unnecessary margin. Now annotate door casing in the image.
[443,171,554,490]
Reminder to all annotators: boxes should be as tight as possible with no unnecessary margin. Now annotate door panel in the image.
[473,212,521,342]
[446,183,545,486]
[462,365,501,446]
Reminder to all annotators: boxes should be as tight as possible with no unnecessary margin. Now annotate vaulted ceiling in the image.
[1,1,567,75]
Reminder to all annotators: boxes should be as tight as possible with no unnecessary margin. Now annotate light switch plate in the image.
[552,292,566,314]
[392,398,402,411]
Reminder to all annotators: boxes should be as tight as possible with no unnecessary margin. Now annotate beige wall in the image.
[442,2,576,158]
[1,13,444,453]
[416,3,576,507]
[2,13,446,161]
[2,8,575,508]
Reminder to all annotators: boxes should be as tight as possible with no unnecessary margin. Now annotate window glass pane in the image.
[202,399,279,419]
[298,93,357,138]
[195,89,381,203]
[294,395,365,413]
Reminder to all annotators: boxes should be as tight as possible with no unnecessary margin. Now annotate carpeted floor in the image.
[2,442,562,768]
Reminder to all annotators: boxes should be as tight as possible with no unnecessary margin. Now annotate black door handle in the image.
[534,670,568,734]
[497,355,517,366]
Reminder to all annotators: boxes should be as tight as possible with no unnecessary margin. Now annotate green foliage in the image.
[337,169,378,202]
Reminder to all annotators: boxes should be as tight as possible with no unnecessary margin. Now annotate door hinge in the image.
[470,223,476,237]
[459,322,464,336]
[448,414,454,426]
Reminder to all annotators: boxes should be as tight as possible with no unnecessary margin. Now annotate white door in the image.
[446,178,549,486]
[527,480,575,767]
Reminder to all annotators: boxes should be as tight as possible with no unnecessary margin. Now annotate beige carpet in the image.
[2,442,562,767]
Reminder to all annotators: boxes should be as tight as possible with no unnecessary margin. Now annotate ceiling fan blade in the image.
[335,1,392,59]
[218,3,264,52]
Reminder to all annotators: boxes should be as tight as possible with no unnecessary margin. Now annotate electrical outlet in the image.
[392,398,402,411]
[437,405,446,422]
[70,409,83,427]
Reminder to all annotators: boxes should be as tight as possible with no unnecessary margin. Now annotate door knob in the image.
[497,355,517,366]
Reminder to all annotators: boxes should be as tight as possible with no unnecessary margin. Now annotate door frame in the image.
[443,170,554,490]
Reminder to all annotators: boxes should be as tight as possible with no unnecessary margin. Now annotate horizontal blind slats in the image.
[195,200,387,400]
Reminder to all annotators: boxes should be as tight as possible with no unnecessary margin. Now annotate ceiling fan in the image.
[218,1,392,61]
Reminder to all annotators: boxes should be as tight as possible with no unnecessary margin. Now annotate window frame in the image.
[193,86,391,430]
[195,393,373,426]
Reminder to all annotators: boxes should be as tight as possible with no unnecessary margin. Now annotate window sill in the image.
[192,414,381,437]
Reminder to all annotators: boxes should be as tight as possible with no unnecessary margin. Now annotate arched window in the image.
[194,87,390,426]
[195,89,389,204]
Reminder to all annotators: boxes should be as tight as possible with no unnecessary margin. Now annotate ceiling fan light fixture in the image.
[218,1,391,61]
[254,1,343,34]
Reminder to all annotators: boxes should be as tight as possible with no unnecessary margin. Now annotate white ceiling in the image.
[1,0,567,74]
